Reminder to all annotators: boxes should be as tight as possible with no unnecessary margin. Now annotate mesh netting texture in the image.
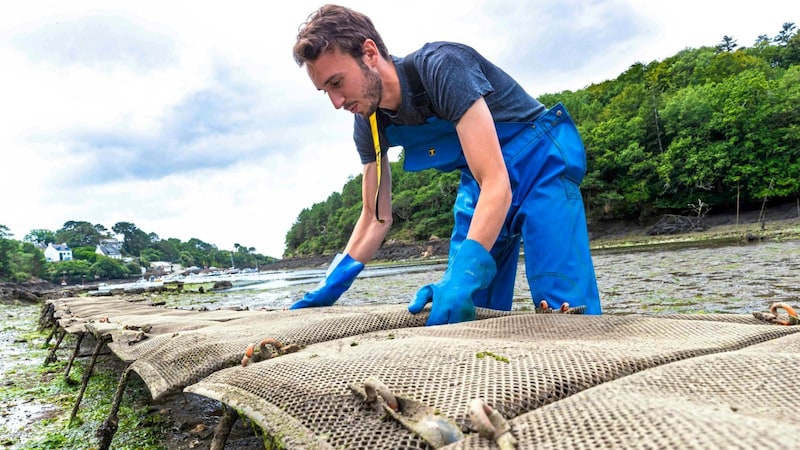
[46,297,512,401]
[127,305,512,400]
[446,330,800,449]
[186,314,800,449]
[49,296,251,335]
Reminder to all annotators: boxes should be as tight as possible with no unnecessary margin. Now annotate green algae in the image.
[0,304,170,450]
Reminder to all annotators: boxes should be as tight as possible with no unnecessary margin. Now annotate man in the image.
[290,4,601,325]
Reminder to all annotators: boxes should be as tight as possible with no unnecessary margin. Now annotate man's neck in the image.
[377,57,401,112]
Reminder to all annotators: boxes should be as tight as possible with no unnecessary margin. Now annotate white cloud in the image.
[0,0,796,257]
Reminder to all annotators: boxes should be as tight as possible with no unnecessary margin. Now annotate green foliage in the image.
[284,23,800,254]
[54,220,106,248]
[91,255,131,279]
[1,309,171,449]
[71,246,98,263]
[0,218,280,282]
[46,259,92,284]
[113,221,151,256]
[0,236,46,283]
[0,235,14,279]
[9,242,46,283]
[178,251,196,268]
[23,228,55,245]
[283,161,460,257]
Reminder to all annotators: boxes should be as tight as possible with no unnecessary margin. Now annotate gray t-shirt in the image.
[354,41,546,164]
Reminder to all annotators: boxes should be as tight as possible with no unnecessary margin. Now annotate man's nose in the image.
[328,92,345,109]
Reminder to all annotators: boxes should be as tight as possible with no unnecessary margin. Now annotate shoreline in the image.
[262,202,800,271]
[1,202,799,301]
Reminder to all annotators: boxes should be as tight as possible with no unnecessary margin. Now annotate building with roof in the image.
[44,243,73,262]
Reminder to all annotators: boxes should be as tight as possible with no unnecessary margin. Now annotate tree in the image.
[151,238,180,263]
[24,229,56,245]
[178,251,196,268]
[716,35,738,53]
[72,246,99,263]
[774,22,797,46]
[0,235,14,280]
[91,256,130,280]
[139,248,162,266]
[7,242,47,282]
[56,221,105,247]
[112,222,150,256]
[46,259,92,284]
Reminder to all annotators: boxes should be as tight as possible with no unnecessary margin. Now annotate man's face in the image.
[306,47,382,118]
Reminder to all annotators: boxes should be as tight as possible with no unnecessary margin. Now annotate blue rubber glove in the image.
[408,239,497,326]
[290,253,364,309]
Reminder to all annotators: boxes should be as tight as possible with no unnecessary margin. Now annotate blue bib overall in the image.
[385,103,602,314]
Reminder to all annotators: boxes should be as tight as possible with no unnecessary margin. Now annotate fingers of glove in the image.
[425,290,476,326]
[408,285,434,314]
[426,301,476,326]
[289,299,312,310]
[425,301,451,326]
[290,288,335,309]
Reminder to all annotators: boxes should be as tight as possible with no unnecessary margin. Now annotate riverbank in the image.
[261,201,800,270]
[590,200,800,250]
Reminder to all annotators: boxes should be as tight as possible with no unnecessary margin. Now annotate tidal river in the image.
[162,238,800,316]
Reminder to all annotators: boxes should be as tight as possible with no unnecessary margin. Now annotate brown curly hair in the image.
[293,4,389,67]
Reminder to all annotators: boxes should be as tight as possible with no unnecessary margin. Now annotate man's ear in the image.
[362,39,380,66]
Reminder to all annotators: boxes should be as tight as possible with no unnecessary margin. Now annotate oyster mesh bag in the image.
[185,313,800,449]
[120,304,512,400]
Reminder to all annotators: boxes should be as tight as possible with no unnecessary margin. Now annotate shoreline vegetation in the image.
[259,201,800,271]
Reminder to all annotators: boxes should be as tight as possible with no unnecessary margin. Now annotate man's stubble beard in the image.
[360,62,382,118]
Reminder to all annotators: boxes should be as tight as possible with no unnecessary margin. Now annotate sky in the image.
[1,1,796,258]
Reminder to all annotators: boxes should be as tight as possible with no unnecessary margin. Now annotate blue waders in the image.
[388,103,602,314]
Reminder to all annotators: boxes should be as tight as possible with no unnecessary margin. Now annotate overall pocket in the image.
[385,118,467,172]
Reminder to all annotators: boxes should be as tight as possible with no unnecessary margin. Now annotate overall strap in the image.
[402,51,437,119]
[368,112,385,223]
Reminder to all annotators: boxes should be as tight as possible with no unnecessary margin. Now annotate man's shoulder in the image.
[408,42,485,78]
[392,42,483,77]
[415,41,477,59]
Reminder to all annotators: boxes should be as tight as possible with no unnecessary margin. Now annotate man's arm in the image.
[407,96,511,325]
[344,152,394,263]
[288,153,392,309]
[456,96,512,250]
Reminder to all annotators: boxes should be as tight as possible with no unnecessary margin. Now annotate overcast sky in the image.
[1,1,796,258]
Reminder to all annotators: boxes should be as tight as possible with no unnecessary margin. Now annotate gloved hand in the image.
[408,239,497,326]
[290,253,364,309]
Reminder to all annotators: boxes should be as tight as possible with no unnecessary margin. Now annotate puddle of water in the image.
[0,304,65,446]
[0,398,61,436]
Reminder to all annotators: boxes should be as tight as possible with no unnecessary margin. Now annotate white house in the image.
[99,238,122,250]
[96,239,123,259]
[44,243,73,262]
